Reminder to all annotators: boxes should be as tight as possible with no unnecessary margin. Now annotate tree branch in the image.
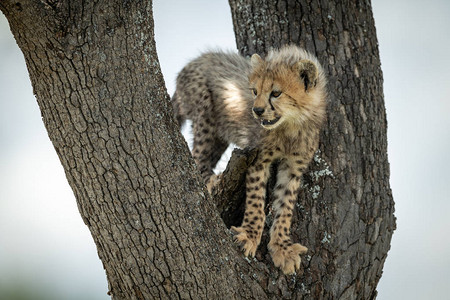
[212,147,258,227]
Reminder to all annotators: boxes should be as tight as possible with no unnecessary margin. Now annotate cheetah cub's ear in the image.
[295,59,319,92]
[251,53,264,69]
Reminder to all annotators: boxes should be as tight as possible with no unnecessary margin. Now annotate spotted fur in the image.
[172,45,327,274]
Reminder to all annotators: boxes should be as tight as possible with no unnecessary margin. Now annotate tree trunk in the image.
[0,1,268,299]
[227,0,396,298]
[1,0,395,299]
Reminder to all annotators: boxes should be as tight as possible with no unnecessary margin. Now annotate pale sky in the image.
[1,0,449,299]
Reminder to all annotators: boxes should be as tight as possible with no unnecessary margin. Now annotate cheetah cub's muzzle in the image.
[250,55,287,130]
[251,94,283,129]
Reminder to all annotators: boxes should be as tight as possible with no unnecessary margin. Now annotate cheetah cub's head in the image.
[248,47,326,130]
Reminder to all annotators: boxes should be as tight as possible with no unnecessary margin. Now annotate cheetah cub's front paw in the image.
[268,242,308,275]
[230,226,259,257]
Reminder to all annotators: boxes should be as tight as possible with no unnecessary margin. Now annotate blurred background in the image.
[1,0,449,299]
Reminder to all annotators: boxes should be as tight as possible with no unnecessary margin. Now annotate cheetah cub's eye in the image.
[251,88,258,97]
[271,91,282,98]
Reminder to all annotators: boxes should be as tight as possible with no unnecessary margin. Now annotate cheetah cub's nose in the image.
[253,107,265,116]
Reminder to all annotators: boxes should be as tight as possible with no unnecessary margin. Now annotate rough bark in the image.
[1,0,395,299]
[225,0,396,298]
[0,1,267,299]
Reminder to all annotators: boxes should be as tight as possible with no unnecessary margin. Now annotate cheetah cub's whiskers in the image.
[172,45,327,275]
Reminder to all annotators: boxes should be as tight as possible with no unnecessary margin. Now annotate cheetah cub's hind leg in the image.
[191,115,228,193]
[268,159,308,274]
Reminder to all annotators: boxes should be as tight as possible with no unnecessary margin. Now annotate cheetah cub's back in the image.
[173,45,327,274]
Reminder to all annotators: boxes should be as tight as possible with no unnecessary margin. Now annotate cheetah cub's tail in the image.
[171,91,186,127]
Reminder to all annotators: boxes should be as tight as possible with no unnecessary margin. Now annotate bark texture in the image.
[1,0,395,299]
[0,1,267,299]
[225,0,396,298]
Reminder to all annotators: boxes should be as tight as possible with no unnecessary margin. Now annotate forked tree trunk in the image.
[1,0,394,299]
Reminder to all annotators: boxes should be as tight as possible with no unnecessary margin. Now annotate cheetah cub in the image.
[172,45,326,274]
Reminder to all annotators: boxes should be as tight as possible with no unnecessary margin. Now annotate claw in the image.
[270,242,308,275]
[231,226,258,257]
[230,226,240,234]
